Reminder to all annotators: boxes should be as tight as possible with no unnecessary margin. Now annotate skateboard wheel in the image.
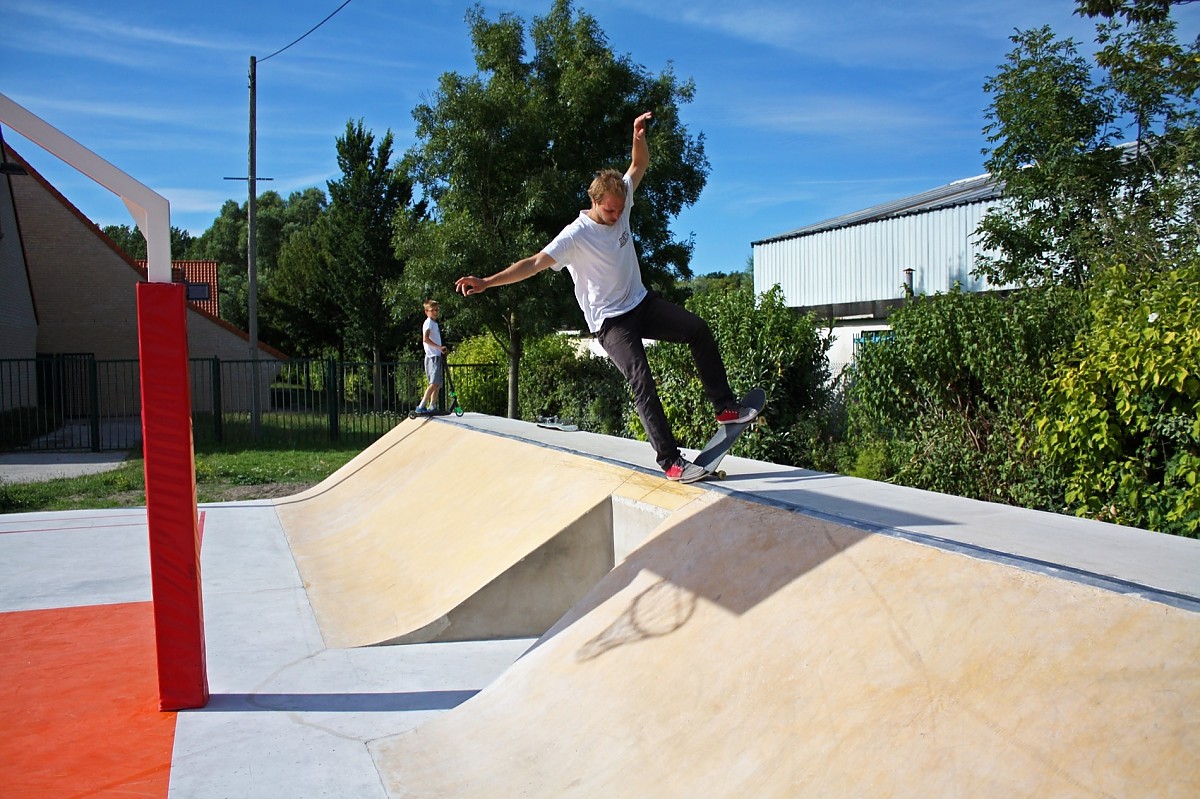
[716,470,726,480]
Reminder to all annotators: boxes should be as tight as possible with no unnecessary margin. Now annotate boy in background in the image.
[416,299,448,414]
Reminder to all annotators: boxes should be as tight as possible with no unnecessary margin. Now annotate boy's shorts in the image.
[425,355,444,385]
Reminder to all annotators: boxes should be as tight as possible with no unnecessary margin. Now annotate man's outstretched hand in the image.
[455,276,485,296]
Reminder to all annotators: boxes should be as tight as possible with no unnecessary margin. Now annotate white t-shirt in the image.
[422,317,442,356]
[543,174,647,333]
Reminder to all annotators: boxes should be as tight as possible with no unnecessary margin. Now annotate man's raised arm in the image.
[626,111,653,192]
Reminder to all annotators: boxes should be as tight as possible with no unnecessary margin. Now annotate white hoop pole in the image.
[0,91,172,283]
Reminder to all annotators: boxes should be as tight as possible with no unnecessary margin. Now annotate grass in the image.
[0,442,363,514]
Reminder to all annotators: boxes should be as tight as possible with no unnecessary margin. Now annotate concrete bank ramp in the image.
[371,489,1200,798]
[273,417,699,648]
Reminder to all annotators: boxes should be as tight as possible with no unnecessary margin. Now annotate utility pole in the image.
[234,1,355,435]
[247,55,260,436]
[225,57,272,436]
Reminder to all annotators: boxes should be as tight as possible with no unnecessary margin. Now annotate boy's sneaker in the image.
[664,457,707,483]
[414,405,427,413]
[716,405,760,425]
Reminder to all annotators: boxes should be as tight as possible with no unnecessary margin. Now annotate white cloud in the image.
[160,187,234,215]
[617,0,1098,70]
[6,0,246,52]
[9,94,219,128]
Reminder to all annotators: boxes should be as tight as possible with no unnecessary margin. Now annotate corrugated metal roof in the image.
[753,173,1001,245]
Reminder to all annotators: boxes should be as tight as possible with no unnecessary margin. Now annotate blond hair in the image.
[423,299,439,311]
[588,168,626,205]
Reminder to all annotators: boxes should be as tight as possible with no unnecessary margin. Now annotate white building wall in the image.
[754,200,1005,309]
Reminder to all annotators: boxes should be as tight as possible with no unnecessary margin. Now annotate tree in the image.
[101,224,199,261]
[195,199,249,329]
[398,0,709,417]
[845,287,1086,506]
[320,119,424,406]
[268,215,347,358]
[684,268,754,299]
[189,187,342,353]
[976,26,1121,287]
[976,1,1199,286]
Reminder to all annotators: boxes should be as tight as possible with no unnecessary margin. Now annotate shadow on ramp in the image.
[371,491,1200,798]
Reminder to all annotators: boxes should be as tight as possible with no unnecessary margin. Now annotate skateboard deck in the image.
[537,416,578,432]
[690,387,766,481]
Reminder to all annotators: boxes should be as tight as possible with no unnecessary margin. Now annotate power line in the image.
[259,0,356,62]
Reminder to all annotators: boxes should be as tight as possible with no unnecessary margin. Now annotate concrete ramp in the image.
[273,418,699,647]
[371,490,1200,797]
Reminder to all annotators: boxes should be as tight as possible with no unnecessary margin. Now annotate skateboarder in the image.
[416,299,448,414]
[454,111,758,481]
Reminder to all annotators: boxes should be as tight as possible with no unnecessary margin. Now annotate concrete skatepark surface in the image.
[2,413,1198,797]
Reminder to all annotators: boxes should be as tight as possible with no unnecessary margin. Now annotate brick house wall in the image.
[0,160,38,411]
[2,144,284,416]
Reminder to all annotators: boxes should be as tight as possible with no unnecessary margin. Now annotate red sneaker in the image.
[664,457,706,482]
[716,405,759,425]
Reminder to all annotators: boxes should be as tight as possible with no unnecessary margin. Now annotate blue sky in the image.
[3,0,1193,275]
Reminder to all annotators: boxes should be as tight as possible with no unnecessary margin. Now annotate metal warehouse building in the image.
[752,173,1008,372]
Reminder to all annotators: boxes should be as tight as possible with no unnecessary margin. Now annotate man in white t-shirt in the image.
[454,111,757,482]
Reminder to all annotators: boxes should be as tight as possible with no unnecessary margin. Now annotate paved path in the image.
[0,451,130,484]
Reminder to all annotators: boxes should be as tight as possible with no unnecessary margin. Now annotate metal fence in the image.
[0,356,505,452]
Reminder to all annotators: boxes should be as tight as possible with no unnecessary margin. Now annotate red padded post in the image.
[136,281,209,710]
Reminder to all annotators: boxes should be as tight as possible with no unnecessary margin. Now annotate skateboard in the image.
[537,416,578,432]
[689,387,767,481]
[409,355,465,419]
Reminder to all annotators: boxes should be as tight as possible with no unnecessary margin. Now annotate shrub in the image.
[846,285,1085,505]
[1032,260,1200,536]
[518,334,629,435]
[447,334,506,416]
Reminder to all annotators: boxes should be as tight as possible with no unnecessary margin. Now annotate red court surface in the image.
[0,602,177,798]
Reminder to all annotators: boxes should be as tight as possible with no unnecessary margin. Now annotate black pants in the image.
[597,293,737,469]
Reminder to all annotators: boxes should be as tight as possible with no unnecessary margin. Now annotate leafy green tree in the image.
[268,216,347,358]
[193,188,335,349]
[1031,259,1200,536]
[398,0,709,417]
[446,334,507,416]
[977,1,1199,287]
[645,285,831,467]
[684,268,754,299]
[101,224,199,261]
[325,120,424,369]
[977,26,1121,287]
[195,199,248,328]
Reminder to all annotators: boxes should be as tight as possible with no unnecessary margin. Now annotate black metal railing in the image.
[0,356,505,452]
